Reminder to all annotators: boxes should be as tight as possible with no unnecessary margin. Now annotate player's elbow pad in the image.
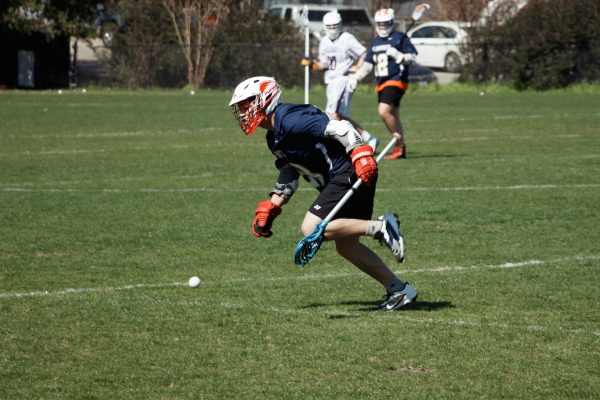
[270,180,299,202]
[270,166,299,202]
[324,120,363,153]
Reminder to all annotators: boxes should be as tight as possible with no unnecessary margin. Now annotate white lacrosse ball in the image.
[188,276,201,288]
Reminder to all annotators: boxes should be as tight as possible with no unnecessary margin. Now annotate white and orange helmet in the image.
[374,8,395,38]
[229,76,282,135]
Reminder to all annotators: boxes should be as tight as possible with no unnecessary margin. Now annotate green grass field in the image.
[1,86,599,399]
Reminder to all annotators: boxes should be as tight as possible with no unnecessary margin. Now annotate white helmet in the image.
[374,8,395,38]
[323,11,342,41]
[229,76,282,136]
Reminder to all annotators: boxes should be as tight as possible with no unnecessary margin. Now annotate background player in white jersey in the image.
[301,11,379,152]
[347,8,417,159]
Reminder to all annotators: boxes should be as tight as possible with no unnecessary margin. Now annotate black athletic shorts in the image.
[308,170,377,221]
[378,86,405,107]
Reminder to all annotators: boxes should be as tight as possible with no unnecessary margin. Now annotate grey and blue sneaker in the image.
[379,282,418,311]
[374,213,405,263]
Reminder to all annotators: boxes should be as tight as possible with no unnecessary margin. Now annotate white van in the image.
[269,4,373,41]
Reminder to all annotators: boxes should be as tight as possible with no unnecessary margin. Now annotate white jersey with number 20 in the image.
[318,32,366,85]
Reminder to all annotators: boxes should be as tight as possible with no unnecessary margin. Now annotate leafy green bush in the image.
[104,0,186,88]
[103,0,307,89]
[463,0,600,89]
[205,8,306,88]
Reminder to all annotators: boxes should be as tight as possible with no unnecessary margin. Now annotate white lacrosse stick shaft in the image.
[321,133,401,224]
[303,5,310,104]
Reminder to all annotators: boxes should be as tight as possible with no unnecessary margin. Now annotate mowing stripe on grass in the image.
[1,254,597,300]
[359,111,600,126]
[262,306,600,338]
[2,183,600,194]
[4,127,223,139]
[411,134,592,143]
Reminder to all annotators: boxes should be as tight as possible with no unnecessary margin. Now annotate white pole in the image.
[303,5,309,104]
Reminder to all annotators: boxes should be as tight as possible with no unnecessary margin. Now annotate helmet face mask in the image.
[231,96,263,136]
[323,11,342,41]
[374,8,395,38]
[229,77,282,136]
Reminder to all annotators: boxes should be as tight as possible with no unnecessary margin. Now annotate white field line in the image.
[0,283,185,299]
[1,255,598,337]
[381,183,600,192]
[1,255,598,300]
[2,183,600,194]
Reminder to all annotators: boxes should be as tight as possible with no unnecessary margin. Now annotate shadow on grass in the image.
[302,300,454,319]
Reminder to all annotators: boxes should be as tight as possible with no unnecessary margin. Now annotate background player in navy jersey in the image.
[347,8,417,160]
[228,76,418,311]
[301,11,379,152]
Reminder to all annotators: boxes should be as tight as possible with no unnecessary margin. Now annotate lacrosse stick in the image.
[399,3,430,57]
[294,133,402,266]
[303,4,310,104]
[405,3,430,33]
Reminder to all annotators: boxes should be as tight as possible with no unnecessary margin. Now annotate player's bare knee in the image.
[301,216,321,236]
[301,224,312,236]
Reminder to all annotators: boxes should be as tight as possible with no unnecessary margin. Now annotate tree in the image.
[161,0,234,88]
[0,0,98,37]
[204,0,305,88]
[106,0,186,88]
[436,0,488,22]
[462,0,600,89]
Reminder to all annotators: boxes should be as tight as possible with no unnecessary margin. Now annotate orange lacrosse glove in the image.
[350,145,378,186]
[300,58,320,72]
[252,200,282,238]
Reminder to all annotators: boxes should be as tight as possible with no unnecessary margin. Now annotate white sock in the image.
[366,220,383,237]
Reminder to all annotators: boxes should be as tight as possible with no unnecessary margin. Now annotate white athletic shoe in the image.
[379,282,418,311]
[367,136,380,153]
[374,213,405,262]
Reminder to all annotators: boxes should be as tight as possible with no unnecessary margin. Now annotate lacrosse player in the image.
[301,11,379,152]
[347,8,418,160]
[229,76,417,311]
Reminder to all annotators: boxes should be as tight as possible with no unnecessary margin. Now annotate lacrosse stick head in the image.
[411,3,430,21]
[294,221,328,266]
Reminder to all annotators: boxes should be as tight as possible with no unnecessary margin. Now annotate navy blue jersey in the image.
[365,31,417,88]
[267,103,352,191]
